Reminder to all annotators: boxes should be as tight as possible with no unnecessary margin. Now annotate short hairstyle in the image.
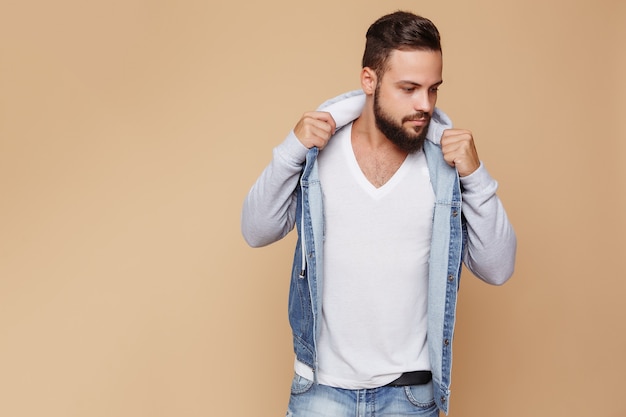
[362,11,442,78]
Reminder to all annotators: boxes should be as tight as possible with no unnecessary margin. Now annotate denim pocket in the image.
[290,374,314,395]
[403,383,436,409]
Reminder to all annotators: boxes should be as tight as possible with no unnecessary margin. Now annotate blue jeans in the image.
[286,374,440,417]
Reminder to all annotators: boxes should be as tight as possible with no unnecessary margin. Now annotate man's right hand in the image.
[293,111,337,150]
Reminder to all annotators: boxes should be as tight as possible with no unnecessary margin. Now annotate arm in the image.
[460,164,517,285]
[241,132,309,247]
[440,129,517,285]
[241,111,336,247]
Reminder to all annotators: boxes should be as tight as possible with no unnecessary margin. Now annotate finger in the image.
[309,118,335,137]
[440,129,472,146]
[294,113,337,148]
[306,111,336,134]
[298,120,333,145]
[307,126,333,148]
[442,142,480,176]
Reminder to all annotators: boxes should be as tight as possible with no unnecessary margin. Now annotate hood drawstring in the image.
[299,176,307,279]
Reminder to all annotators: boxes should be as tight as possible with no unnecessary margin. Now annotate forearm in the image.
[460,163,517,285]
[241,132,309,247]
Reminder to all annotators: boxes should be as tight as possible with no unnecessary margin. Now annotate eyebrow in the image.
[397,80,444,88]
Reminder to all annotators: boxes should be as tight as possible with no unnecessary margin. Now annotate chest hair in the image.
[352,144,408,188]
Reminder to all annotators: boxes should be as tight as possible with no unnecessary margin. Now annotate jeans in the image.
[286,374,440,417]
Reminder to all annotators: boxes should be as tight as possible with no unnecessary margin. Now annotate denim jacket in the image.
[242,90,516,415]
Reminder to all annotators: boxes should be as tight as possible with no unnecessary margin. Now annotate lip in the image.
[407,119,428,126]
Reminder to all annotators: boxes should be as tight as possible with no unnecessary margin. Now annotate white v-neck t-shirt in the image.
[295,123,436,389]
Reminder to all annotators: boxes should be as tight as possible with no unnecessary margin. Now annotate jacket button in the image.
[452,209,458,217]
[448,274,454,281]
[441,396,446,403]
[444,339,450,346]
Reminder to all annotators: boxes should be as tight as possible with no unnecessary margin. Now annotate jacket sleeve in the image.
[460,163,517,285]
[241,132,310,247]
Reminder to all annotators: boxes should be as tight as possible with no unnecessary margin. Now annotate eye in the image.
[402,87,415,93]
[429,87,440,93]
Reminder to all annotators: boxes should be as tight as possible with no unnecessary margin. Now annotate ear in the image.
[360,67,377,95]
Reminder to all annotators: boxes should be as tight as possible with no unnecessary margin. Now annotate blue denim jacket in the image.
[289,111,464,415]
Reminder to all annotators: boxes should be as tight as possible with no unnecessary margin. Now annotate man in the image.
[242,11,516,417]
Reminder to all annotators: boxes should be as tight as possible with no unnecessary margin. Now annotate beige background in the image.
[1,0,625,416]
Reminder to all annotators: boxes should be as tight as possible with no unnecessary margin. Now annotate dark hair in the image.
[362,11,441,78]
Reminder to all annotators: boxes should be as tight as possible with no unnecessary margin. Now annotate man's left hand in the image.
[440,129,480,177]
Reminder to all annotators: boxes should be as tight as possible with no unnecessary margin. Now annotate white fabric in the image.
[305,124,435,389]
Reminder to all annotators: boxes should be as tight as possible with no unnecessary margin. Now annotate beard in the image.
[373,87,431,154]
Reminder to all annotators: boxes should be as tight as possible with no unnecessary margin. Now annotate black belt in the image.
[385,371,432,387]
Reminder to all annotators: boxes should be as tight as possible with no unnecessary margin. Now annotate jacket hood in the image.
[317,89,452,145]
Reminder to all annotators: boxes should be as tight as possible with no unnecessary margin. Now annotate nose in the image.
[413,89,433,114]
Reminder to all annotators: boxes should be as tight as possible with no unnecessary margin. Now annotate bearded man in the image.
[242,11,517,417]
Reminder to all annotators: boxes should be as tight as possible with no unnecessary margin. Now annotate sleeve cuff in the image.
[274,131,310,166]
[460,162,498,195]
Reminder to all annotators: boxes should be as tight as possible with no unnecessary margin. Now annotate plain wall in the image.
[1,1,624,416]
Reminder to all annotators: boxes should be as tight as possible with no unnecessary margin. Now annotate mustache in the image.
[403,111,430,122]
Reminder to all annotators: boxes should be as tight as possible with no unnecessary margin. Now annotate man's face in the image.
[373,49,443,153]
